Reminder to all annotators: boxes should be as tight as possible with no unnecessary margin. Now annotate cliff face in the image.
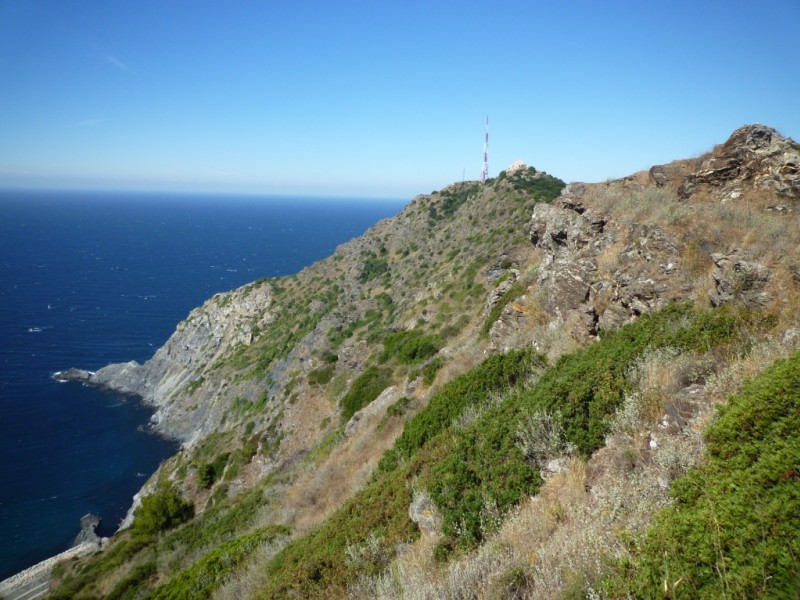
[51,125,800,600]
[63,281,275,442]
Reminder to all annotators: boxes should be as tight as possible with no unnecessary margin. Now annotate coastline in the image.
[0,542,98,600]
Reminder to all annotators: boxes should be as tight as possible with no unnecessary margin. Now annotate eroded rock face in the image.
[69,281,275,441]
[678,124,800,201]
[502,125,797,349]
[519,201,680,343]
[709,250,771,307]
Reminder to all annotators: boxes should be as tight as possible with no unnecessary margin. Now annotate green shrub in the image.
[382,329,441,364]
[105,560,157,600]
[386,396,413,417]
[260,468,416,598]
[609,349,800,598]
[340,366,392,421]
[425,304,744,551]
[150,526,290,600]
[132,483,194,538]
[197,452,229,488]
[163,487,266,554]
[308,364,336,385]
[359,253,389,283]
[498,167,566,198]
[378,349,543,474]
[420,356,444,385]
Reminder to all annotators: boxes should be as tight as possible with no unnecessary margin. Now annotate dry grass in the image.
[585,184,690,228]
[275,404,407,536]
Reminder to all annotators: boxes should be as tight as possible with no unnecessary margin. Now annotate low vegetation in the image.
[340,365,392,421]
[608,349,800,598]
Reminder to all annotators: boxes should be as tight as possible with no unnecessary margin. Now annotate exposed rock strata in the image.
[485,125,798,352]
[58,282,274,442]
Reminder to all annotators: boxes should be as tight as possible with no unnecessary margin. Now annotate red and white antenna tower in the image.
[481,116,489,183]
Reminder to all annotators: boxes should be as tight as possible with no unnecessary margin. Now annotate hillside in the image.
[48,125,800,599]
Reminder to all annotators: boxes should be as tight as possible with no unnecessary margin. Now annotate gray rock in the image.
[709,250,771,307]
[408,491,442,538]
[73,514,101,548]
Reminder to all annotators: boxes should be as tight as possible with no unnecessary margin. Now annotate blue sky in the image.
[1,1,798,198]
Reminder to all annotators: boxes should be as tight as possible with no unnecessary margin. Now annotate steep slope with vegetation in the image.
[49,125,800,599]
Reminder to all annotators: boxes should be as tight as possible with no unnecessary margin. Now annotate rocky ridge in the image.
[488,124,799,355]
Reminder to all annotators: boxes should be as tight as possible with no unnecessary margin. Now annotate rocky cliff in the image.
[60,281,275,442]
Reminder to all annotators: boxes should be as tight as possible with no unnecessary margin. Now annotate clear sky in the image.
[1,1,798,198]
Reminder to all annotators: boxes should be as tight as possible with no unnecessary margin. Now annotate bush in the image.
[150,526,290,600]
[382,329,441,364]
[340,366,392,421]
[197,452,229,488]
[386,396,413,417]
[359,253,389,283]
[308,364,335,385]
[426,304,744,551]
[379,348,543,474]
[132,483,194,537]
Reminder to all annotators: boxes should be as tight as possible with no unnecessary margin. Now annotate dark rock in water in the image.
[53,368,93,382]
[73,514,101,547]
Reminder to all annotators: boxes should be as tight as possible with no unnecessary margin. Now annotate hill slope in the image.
[50,125,800,599]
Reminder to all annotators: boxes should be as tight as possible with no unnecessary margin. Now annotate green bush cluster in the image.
[132,483,194,538]
[162,487,266,554]
[308,364,336,385]
[382,329,441,364]
[197,452,229,488]
[386,396,413,417]
[429,183,480,221]
[252,305,749,596]
[150,525,290,600]
[49,537,150,599]
[261,468,417,598]
[608,349,800,598]
[358,252,389,283]
[379,348,543,474]
[427,305,744,552]
[495,167,566,198]
[340,365,392,421]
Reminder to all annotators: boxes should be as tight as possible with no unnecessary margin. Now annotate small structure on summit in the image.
[506,160,528,174]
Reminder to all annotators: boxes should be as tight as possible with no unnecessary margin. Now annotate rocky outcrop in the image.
[58,281,275,442]
[409,491,443,538]
[709,249,771,307]
[509,126,798,347]
[677,124,800,201]
[72,514,102,548]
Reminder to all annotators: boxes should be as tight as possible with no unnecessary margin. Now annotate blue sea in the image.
[0,189,404,579]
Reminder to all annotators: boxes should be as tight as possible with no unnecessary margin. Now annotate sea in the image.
[0,189,405,580]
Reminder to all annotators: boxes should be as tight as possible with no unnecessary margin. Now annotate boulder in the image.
[709,250,771,307]
[72,514,101,548]
[408,491,442,538]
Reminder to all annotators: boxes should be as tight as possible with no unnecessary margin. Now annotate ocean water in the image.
[0,189,404,579]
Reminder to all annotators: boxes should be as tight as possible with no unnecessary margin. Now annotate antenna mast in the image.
[481,116,489,183]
